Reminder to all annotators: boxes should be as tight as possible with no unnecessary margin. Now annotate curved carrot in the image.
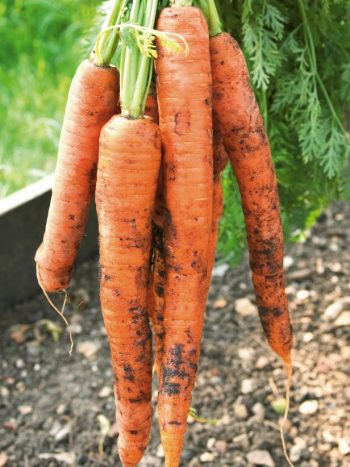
[96,116,161,466]
[35,59,119,292]
[210,32,293,365]
[156,6,213,466]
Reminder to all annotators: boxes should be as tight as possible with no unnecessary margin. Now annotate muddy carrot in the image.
[96,2,161,465]
[156,3,213,465]
[204,0,292,367]
[35,0,124,292]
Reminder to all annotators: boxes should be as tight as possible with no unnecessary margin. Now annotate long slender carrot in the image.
[34,0,124,292]
[156,4,213,466]
[207,13,293,366]
[97,116,161,466]
[96,2,161,465]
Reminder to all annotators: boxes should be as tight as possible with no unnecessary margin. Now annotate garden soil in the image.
[1,204,350,466]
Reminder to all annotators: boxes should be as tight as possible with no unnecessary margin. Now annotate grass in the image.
[0,0,100,198]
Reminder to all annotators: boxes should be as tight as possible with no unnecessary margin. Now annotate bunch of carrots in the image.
[35,0,293,466]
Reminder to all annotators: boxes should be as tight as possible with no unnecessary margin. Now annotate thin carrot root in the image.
[279,358,294,467]
[36,263,73,355]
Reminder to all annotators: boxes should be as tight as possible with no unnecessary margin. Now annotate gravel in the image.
[1,203,350,466]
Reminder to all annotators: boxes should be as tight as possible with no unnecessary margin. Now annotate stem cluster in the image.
[120,0,158,118]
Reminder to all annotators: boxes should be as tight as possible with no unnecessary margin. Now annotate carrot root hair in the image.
[280,357,294,467]
[36,263,73,355]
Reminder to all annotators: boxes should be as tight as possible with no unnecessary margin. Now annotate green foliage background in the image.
[0,0,100,197]
[1,0,349,263]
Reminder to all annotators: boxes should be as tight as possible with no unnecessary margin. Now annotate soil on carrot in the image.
[1,203,350,467]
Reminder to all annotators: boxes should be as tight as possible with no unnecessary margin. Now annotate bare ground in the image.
[1,203,350,467]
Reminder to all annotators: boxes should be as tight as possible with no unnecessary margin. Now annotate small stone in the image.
[0,387,9,398]
[156,444,164,458]
[338,438,350,456]
[283,256,294,270]
[18,405,32,415]
[99,386,112,398]
[56,404,66,415]
[77,341,100,359]
[3,419,17,430]
[324,301,343,320]
[235,298,257,317]
[200,452,215,463]
[288,269,312,280]
[255,356,269,369]
[247,449,275,467]
[16,359,24,369]
[54,423,71,442]
[206,438,216,450]
[0,452,8,467]
[302,332,314,343]
[214,440,227,453]
[290,438,307,463]
[299,400,318,415]
[241,378,256,394]
[218,414,230,426]
[322,430,335,443]
[71,322,83,334]
[334,311,350,327]
[213,298,227,309]
[296,289,310,301]
[252,402,265,421]
[212,263,230,278]
[234,403,248,420]
[238,348,255,362]
[233,433,250,449]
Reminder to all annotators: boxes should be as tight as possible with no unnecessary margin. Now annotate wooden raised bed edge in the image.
[0,176,98,309]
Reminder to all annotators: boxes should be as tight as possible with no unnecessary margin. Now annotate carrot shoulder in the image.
[210,32,292,364]
[35,60,119,292]
[156,6,213,466]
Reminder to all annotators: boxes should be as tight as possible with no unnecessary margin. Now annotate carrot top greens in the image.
[92,0,126,67]
[195,0,222,36]
[119,0,158,119]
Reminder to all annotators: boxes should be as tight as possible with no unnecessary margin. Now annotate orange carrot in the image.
[96,116,161,466]
[210,32,293,366]
[95,2,162,464]
[35,60,119,292]
[155,6,213,466]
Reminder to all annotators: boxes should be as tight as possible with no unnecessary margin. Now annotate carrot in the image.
[97,116,161,466]
[155,4,213,466]
[96,2,161,465]
[144,93,167,376]
[202,1,293,462]
[210,31,293,366]
[34,0,125,292]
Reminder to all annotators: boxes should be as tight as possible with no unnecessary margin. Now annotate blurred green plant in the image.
[0,0,99,197]
[217,0,350,264]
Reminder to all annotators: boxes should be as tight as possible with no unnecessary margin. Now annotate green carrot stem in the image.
[171,0,193,6]
[196,0,222,36]
[120,0,159,119]
[93,0,124,66]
